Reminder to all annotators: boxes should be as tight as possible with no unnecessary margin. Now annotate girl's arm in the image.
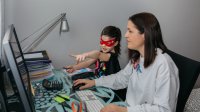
[72,50,111,62]
[86,50,112,61]
[65,59,96,73]
[73,58,96,70]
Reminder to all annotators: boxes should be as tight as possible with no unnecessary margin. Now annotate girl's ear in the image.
[114,41,118,46]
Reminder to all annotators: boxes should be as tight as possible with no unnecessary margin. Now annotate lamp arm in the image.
[22,13,66,53]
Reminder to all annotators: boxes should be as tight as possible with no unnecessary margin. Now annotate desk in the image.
[32,69,127,112]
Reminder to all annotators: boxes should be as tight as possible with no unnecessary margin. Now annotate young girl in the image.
[65,26,121,76]
[65,26,127,100]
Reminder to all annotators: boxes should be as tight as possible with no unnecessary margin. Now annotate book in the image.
[28,64,55,82]
[25,60,52,64]
[23,50,49,61]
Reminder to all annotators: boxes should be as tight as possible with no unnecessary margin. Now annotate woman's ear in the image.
[142,33,145,40]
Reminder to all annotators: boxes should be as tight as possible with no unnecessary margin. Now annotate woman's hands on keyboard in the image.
[73,79,95,90]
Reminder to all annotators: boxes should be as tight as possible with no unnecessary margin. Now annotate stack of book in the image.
[23,50,54,82]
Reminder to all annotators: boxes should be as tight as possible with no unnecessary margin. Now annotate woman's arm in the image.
[95,61,133,90]
[73,61,133,90]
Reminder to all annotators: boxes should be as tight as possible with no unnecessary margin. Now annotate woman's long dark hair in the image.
[128,12,167,68]
[101,26,122,57]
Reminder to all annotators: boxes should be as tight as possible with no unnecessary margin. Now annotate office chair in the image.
[166,50,200,112]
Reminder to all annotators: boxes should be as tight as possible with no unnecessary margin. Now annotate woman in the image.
[74,12,180,112]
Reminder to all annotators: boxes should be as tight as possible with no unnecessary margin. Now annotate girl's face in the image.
[100,35,118,53]
[125,20,144,52]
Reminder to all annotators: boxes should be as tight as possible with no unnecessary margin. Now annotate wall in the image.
[4,0,200,70]
[0,0,4,60]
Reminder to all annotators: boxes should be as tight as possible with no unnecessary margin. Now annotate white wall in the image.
[4,0,200,69]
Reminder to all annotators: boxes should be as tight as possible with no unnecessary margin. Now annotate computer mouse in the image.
[72,83,85,91]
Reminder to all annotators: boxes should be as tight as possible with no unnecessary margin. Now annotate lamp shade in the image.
[61,18,69,32]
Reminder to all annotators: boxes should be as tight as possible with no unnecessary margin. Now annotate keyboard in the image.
[76,90,104,112]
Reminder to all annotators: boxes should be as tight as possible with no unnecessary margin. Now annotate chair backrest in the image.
[166,50,200,112]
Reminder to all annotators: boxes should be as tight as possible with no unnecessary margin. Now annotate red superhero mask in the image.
[100,37,116,47]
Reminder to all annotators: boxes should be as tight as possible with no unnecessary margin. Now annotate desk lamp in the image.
[22,13,69,53]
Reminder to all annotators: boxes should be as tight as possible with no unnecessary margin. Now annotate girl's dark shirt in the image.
[95,52,121,77]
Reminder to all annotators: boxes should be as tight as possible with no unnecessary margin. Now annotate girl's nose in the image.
[101,44,106,47]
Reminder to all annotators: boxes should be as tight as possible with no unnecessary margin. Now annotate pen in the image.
[61,103,67,112]
[83,102,87,112]
[71,102,77,112]
[79,102,82,112]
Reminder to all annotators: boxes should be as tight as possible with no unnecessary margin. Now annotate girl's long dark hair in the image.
[128,12,167,68]
[101,26,122,57]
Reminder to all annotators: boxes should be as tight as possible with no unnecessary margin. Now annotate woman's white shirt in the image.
[95,48,179,112]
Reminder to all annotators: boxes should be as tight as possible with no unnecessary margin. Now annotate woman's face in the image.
[125,20,144,52]
[100,35,118,53]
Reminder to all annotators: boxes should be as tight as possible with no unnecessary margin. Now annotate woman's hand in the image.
[64,65,76,73]
[73,79,95,90]
[100,104,127,112]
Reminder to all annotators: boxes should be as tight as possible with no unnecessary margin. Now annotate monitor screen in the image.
[3,24,35,112]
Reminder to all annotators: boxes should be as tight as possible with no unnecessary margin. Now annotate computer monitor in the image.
[3,24,35,112]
